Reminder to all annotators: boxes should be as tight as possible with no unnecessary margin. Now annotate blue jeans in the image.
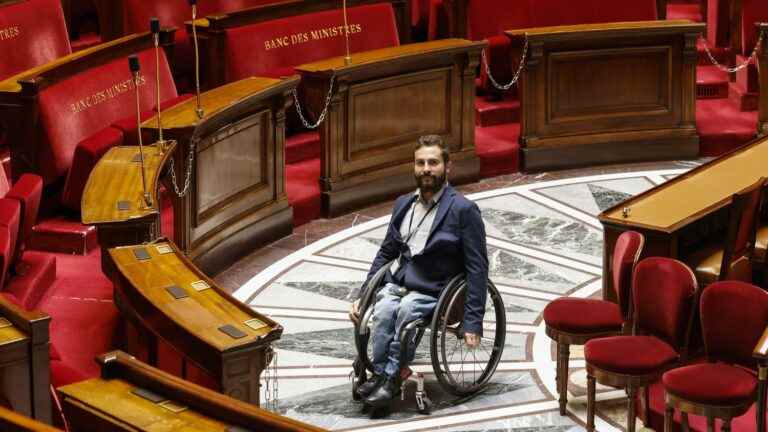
[371,283,437,378]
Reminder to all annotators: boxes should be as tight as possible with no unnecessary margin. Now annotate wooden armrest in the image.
[0,405,61,432]
[98,351,326,432]
[0,296,49,344]
[505,20,705,41]
[754,326,768,360]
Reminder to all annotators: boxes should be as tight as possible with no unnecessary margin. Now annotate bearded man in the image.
[349,135,489,407]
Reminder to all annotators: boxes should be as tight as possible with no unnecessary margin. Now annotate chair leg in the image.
[681,412,690,432]
[587,374,596,432]
[558,343,569,415]
[627,385,637,432]
[664,404,674,432]
[722,418,732,432]
[706,416,715,432]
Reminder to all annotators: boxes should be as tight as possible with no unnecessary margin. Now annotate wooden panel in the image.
[510,21,703,170]
[196,111,267,219]
[59,351,325,431]
[549,47,669,122]
[345,68,451,174]
[142,77,296,274]
[602,135,768,231]
[106,240,282,405]
[295,39,484,216]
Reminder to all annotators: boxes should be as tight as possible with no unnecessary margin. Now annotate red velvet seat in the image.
[662,280,768,431]
[0,0,71,81]
[584,257,698,432]
[544,230,644,415]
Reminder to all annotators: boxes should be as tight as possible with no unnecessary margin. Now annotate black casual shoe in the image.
[364,376,399,407]
[355,374,385,399]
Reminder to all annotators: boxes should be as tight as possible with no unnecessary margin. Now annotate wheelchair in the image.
[351,263,506,415]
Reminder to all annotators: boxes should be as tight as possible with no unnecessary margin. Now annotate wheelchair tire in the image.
[429,279,506,396]
[353,263,391,373]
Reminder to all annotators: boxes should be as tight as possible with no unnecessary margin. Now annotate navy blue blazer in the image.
[366,185,489,334]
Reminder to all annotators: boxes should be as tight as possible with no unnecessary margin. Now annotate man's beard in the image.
[415,171,446,195]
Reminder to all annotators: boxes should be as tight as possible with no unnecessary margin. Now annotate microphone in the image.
[189,0,204,119]
[150,17,166,152]
[128,55,152,208]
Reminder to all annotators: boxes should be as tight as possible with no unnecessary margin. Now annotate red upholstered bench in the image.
[0,35,182,254]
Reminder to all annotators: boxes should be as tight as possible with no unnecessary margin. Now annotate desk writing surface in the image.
[58,378,231,430]
[505,19,700,37]
[108,241,272,352]
[295,39,484,74]
[142,77,285,130]
[0,318,27,347]
[81,145,170,225]
[601,136,768,231]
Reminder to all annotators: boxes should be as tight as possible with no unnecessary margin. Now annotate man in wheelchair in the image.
[349,135,489,408]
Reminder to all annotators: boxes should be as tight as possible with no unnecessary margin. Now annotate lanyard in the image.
[403,194,442,244]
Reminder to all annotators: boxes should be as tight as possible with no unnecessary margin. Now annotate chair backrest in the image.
[222,3,400,81]
[611,230,645,321]
[0,0,71,81]
[701,280,768,368]
[528,0,658,28]
[5,174,43,262]
[123,0,220,35]
[466,0,531,41]
[720,177,766,279]
[707,0,731,47]
[741,0,768,55]
[35,48,177,184]
[633,257,698,354]
[0,198,21,281]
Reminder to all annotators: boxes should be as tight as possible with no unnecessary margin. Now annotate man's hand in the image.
[465,332,480,348]
[349,299,360,324]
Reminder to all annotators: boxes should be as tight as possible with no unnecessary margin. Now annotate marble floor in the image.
[219,161,704,432]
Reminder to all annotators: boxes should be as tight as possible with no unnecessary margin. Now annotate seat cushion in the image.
[543,298,623,334]
[755,224,767,262]
[663,363,757,406]
[688,245,752,284]
[585,335,678,375]
[6,173,43,252]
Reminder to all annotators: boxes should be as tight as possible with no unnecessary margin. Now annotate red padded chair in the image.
[663,281,768,432]
[687,177,766,286]
[585,257,699,432]
[0,0,71,81]
[543,230,644,415]
[733,0,768,106]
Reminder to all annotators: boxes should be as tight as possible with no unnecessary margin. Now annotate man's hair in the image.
[415,135,450,163]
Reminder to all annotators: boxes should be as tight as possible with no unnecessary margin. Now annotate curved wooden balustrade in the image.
[141,76,299,274]
[57,350,325,431]
[105,238,282,406]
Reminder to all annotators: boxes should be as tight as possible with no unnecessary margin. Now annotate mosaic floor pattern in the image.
[233,169,691,431]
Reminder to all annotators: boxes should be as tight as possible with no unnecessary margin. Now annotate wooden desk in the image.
[506,20,704,171]
[82,144,175,270]
[106,239,282,406]
[58,350,325,431]
[0,296,51,423]
[295,39,485,216]
[141,77,298,275]
[0,405,61,432]
[598,135,768,302]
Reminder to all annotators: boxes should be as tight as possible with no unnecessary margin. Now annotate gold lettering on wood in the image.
[69,75,148,114]
[263,23,363,51]
[0,26,20,41]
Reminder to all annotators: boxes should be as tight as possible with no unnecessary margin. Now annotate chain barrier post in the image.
[167,136,197,198]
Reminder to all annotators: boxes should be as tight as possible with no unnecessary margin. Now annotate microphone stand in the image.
[190,0,204,119]
[342,0,352,65]
[150,17,167,154]
[128,55,152,208]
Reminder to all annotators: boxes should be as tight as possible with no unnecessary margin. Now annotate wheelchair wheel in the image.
[430,279,505,396]
[353,264,391,374]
